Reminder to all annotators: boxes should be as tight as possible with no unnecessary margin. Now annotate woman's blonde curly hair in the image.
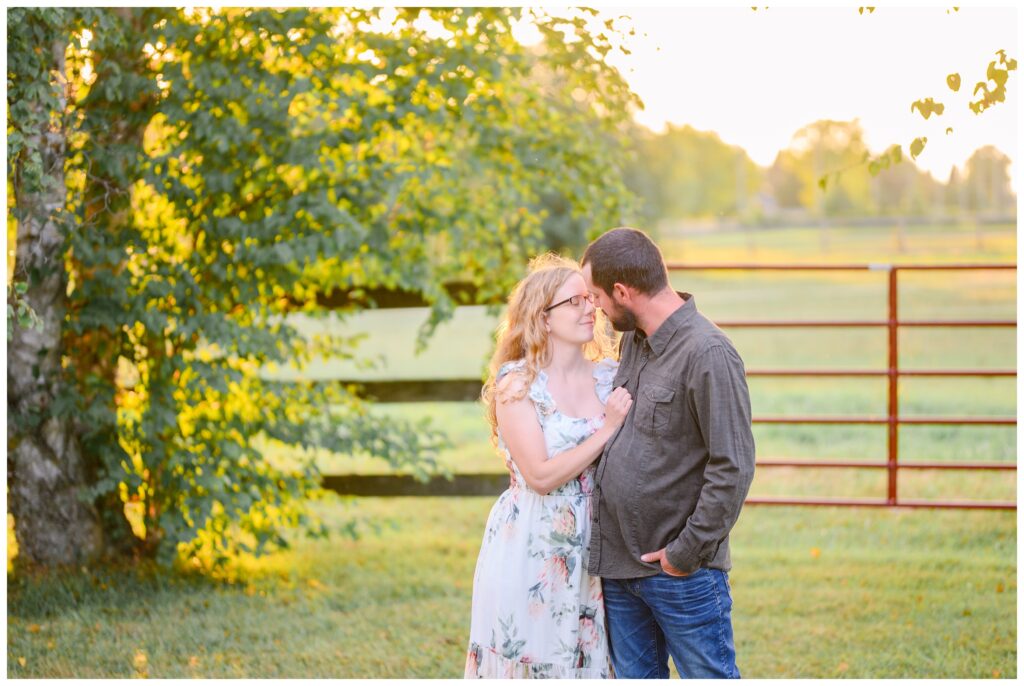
[481,253,617,447]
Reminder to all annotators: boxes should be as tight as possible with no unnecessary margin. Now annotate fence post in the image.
[887,267,900,505]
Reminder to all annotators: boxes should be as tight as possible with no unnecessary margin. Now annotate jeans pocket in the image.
[649,568,720,626]
[659,569,708,581]
[659,566,704,580]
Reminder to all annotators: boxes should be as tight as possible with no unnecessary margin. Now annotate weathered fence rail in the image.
[323,473,510,496]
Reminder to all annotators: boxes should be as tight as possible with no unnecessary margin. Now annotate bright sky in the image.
[598,6,1019,191]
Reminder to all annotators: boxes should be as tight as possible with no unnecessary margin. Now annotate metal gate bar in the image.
[668,262,1016,510]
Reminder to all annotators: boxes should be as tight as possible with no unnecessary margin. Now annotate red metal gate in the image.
[666,263,1017,510]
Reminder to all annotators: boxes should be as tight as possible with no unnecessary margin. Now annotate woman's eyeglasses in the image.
[544,292,596,312]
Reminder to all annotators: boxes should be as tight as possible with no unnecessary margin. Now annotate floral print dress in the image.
[465,357,618,679]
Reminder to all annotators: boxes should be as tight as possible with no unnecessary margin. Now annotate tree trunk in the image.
[7,34,104,567]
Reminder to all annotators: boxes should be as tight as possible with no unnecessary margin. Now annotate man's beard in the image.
[607,305,637,332]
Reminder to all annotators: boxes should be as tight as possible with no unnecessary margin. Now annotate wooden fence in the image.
[316,266,1016,508]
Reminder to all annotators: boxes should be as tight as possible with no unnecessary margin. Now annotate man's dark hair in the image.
[581,227,670,296]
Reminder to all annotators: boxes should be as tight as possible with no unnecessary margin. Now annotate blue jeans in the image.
[603,568,739,679]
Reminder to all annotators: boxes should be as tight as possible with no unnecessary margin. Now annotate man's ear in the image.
[612,282,631,303]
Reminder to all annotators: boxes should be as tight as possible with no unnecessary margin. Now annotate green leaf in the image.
[910,137,927,159]
[910,98,944,120]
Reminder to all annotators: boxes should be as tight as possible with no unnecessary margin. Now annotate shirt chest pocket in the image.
[636,383,676,434]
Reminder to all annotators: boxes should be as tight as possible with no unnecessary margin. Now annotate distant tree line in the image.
[623,119,1016,226]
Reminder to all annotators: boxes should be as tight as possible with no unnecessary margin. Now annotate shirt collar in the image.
[633,292,695,356]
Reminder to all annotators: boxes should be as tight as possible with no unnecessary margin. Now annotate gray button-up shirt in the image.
[588,293,756,579]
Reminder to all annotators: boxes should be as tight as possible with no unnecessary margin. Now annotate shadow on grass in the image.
[7,558,241,623]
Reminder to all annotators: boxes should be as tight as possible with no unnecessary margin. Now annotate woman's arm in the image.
[496,374,631,495]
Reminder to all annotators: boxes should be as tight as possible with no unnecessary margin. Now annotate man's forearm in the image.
[665,465,752,573]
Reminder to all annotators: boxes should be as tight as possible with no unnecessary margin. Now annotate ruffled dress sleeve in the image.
[496,359,555,419]
[496,359,527,383]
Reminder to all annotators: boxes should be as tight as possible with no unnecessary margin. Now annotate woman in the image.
[464,254,632,679]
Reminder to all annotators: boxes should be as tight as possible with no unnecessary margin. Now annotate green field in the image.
[265,223,1017,506]
[7,223,1016,677]
[7,498,1016,678]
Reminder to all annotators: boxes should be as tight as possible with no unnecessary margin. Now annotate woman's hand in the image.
[603,387,633,429]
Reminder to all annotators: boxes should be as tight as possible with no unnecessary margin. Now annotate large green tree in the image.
[870,158,943,217]
[625,124,761,224]
[7,7,639,567]
[961,145,1015,214]
[773,119,874,217]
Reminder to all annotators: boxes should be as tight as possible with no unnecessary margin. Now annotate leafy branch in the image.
[819,8,1016,188]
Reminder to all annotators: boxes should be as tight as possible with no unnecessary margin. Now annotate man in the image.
[581,227,756,679]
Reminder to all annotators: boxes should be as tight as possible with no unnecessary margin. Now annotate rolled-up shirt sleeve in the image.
[665,344,756,574]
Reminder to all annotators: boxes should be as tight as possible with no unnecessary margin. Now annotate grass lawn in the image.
[6,498,1016,678]
[7,222,1016,677]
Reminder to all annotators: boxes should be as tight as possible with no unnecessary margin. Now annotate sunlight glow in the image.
[600,6,1018,191]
